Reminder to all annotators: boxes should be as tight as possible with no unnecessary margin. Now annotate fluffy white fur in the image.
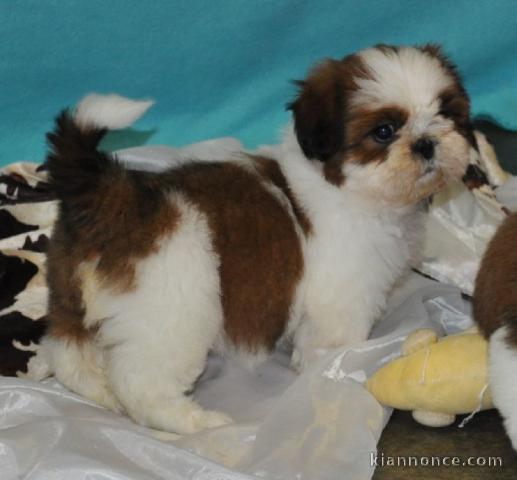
[489,326,517,449]
[75,93,154,130]
[41,194,232,433]
[32,47,472,433]
[36,120,420,426]
[96,194,231,433]
[262,130,423,370]
[41,334,121,412]
[354,47,452,114]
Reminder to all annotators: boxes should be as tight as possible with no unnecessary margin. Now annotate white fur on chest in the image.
[264,131,420,367]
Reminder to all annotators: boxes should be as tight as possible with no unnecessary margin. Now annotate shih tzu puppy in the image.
[32,44,474,434]
[474,213,517,450]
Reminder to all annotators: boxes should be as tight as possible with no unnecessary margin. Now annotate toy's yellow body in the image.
[366,328,493,426]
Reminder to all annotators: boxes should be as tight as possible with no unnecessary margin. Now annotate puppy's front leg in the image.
[291,301,375,371]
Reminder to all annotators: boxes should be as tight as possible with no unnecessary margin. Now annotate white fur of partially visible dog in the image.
[489,326,517,449]
[31,46,473,434]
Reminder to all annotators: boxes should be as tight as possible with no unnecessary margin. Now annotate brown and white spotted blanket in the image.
[0,133,510,378]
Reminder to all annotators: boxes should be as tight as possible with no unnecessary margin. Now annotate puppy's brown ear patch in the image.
[420,44,477,150]
[287,60,347,162]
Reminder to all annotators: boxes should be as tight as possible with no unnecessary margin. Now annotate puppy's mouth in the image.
[419,158,438,179]
[418,170,437,184]
[422,163,435,175]
[416,164,445,187]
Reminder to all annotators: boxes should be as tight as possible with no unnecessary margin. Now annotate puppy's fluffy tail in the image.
[46,94,154,202]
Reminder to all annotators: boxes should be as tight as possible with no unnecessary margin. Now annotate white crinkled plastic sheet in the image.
[1,138,514,480]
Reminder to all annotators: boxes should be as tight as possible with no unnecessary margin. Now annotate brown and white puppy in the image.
[32,45,474,434]
[474,213,517,450]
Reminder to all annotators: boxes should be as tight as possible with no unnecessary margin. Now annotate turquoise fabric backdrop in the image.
[2,0,517,166]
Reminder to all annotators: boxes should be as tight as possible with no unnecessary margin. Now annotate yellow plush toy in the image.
[366,327,493,427]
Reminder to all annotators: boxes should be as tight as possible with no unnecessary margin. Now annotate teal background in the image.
[2,0,517,166]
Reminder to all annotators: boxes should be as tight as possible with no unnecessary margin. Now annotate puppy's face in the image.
[289,45,474,207]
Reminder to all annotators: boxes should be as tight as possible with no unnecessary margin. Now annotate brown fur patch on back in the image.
[88,173,180,292]
[46,111,182,342]
[47,170,180,342]
[251,155,312,236]
[49,151,303,350]
[167,161,304,351]
[473,213,517,345]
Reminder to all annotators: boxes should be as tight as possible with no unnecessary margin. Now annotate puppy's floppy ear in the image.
[419,43,477,149]
[287,60,345,162]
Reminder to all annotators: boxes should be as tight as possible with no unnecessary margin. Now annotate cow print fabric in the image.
[0,162,55,376]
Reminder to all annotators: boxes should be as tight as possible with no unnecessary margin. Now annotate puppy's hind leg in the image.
[489,326,517,450]
[38,335,122,412]
[100,202,232,434]
[104,327,231,434]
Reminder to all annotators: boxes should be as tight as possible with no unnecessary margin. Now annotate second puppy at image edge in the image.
[474,213,517,451]
[29,44,474,434]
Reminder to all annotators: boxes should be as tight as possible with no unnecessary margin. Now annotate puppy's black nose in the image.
[412,138,435,160]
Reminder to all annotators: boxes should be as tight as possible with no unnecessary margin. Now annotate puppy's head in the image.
[288,44,474,206]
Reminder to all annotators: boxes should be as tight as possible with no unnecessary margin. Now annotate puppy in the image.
[474,213,517,450]
[35,44,473,434]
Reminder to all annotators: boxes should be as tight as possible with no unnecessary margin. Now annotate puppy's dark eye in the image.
[372,124,395,143]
